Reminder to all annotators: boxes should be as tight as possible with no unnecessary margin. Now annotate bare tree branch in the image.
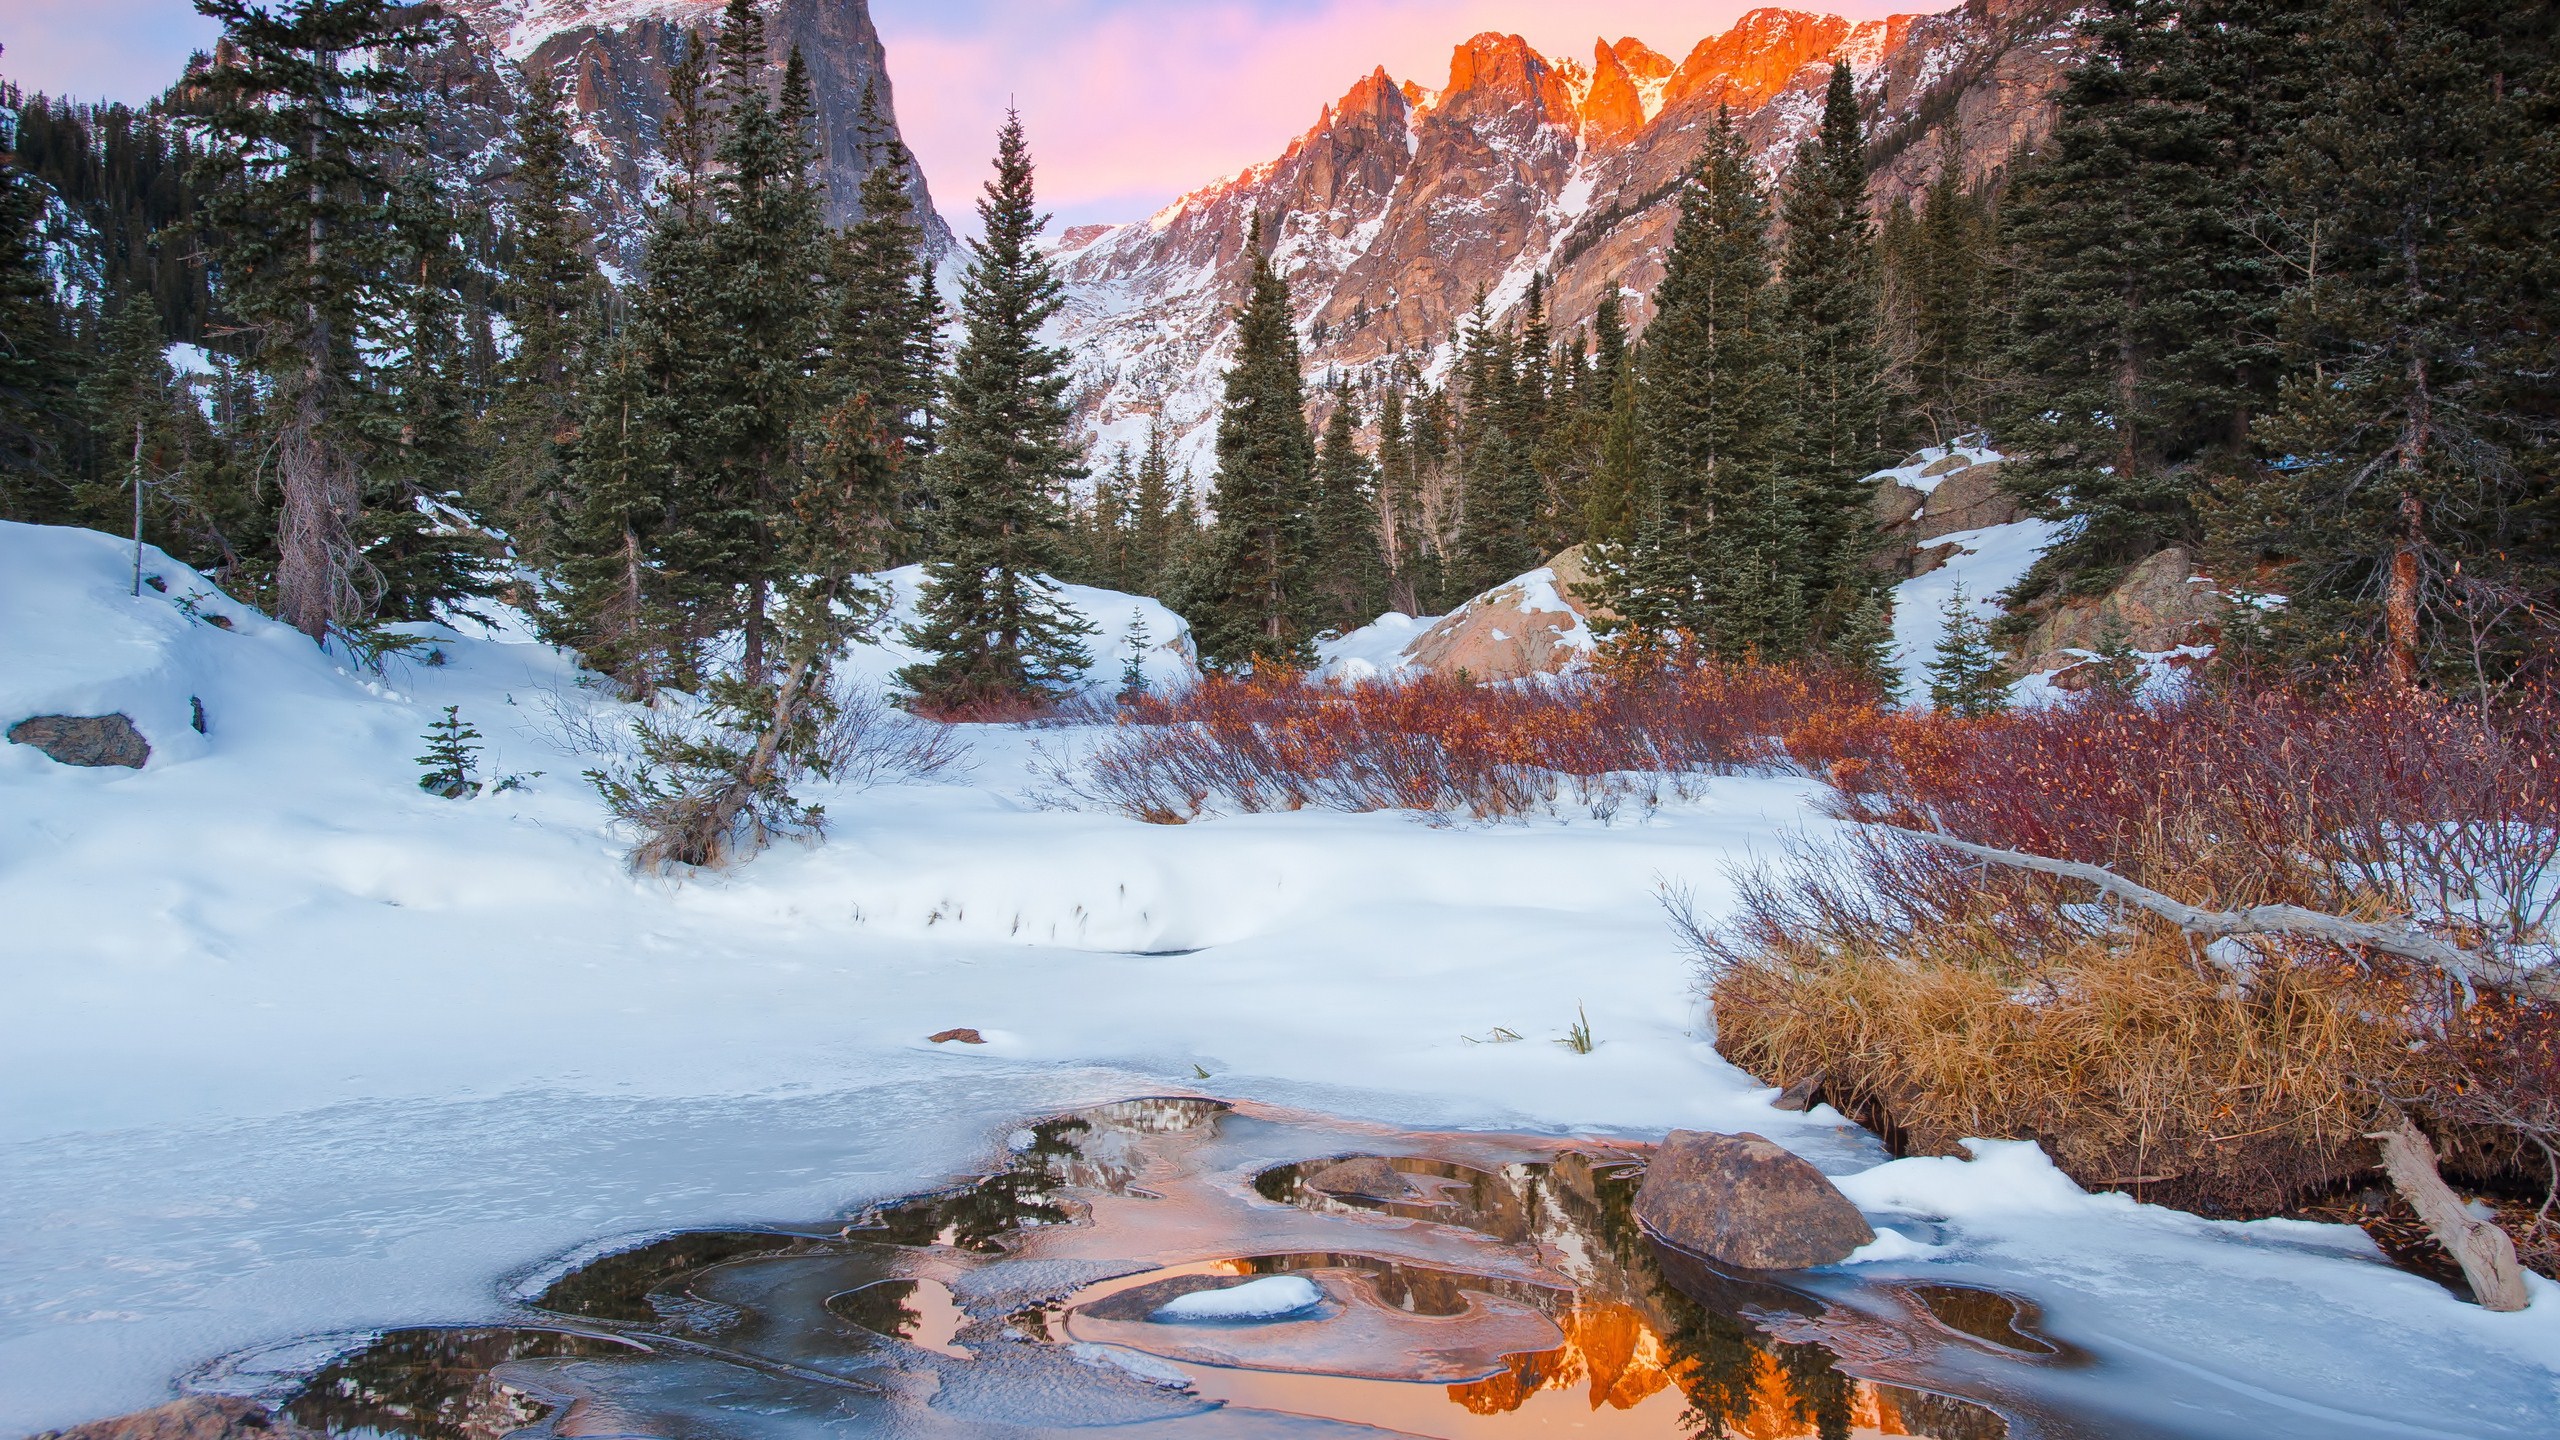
[1881,825,2539,997]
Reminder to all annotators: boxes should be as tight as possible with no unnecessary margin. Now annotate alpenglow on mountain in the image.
[1046,0,2082,476]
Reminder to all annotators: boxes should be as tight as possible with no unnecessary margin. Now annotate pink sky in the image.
[2,1,1917,226]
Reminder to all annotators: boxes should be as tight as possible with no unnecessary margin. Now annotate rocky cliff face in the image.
[423,0,950,266]
[1052,1,2082,477]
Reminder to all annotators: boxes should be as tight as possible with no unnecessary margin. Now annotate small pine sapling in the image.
[2086,612,2143,699]
[1927,585,2008,717]
[1118,609,1152,700]
[1830,587,1903,703]
[418,706,482,798]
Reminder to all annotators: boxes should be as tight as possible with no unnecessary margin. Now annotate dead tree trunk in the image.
[2371,1109,2529,1311]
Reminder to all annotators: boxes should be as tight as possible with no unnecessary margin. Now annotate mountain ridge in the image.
[1049,1,2081,478]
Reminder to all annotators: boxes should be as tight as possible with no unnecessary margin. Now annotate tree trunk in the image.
[2386,489,2423,689]
[2371,1110,2530,1312]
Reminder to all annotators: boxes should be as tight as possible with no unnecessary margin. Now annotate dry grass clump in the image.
[1684,677,2560,1231]
[1687,832,2429,1213]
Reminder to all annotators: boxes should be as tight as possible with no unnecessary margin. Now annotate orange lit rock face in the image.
[1582,40,1650,144]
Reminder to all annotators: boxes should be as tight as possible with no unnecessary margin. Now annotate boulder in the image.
[1633,1130,1874,1269]
[1907,461,2022,542]
[2018,546,2228,676]
[1303,1155,1415,1200]
[31,1397,321,1440]
[8,713,150,769]
[1401,547,1604,682]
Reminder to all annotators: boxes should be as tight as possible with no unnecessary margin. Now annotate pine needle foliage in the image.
[898,109,1093,709]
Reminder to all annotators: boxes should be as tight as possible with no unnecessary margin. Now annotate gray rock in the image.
[1634,1130,1875,1270]
[1303,1155,1414,1200]
[30,1397,321,1440]
[8,713,150,769]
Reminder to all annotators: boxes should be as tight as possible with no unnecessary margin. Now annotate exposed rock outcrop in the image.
[411,0,949,269]
[2020,546,2230,683]
[1633,1130,1876,1270]
[8,713,150,769]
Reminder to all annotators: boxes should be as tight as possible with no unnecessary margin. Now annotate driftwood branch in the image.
[1882,826,2527,996]
[2369,1109,2531,1311]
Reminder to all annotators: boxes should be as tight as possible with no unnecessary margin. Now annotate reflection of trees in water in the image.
[284,1328,629,1440]
[861,1116,1090,1250]
[1419,1155,2002,1440]
[827,1278,926,1345]
[534,1230,832,1321]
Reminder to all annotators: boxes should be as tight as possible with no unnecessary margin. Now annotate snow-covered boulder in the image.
[1319,547,1605,685]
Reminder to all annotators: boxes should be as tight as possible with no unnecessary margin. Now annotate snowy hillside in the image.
[5,519,2559,1436]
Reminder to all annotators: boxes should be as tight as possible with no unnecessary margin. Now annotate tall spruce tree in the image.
[0,152,79,517]
[1310,385,1389,633]
[1454,302,1543,592]
[2230,0,2558,685]
[1130,417,1181,592]
[1779,61,1889,613]
[1596,109,1798,658]
[898,110,1092,707]
[483,68,600,555]
[1995,0,2279,611]
[1186,216,1319,670]
[192,0,455,642]
[822,83,942,566]
[688,7,832,684]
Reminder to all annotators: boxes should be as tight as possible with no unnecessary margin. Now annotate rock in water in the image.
[31,1397,321,1440]
[1303,1155,1414,1200]
[1634,1130,1875,1270]
[8,713,150,768]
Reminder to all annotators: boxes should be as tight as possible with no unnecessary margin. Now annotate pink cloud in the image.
[876,0,1918,227]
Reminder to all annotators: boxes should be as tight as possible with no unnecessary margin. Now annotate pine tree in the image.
[1454,303,1542,592]
[822,82,942,566]
[416,705,482,798]
[1896,148,1995,440]
[1831,586,1903,702]
[1927,585,2008,716]
[898,110,1093,707]
[1117,608,1152,700]
[687,9,832,685]
[1309,386,1388,633]
[1995,0,2282,611]
[2228,0,2557,685]
[549,334,678,689]
[193,0,455,642]
[1603,109,1798,658]
[1129,417,1181,592]
[0,151,79,517]
[1779,61,1890,613]
[483,67,601,554]
[1185,216,1318,670]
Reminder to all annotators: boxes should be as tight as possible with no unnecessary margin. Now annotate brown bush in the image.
[1682,676,2560,1228]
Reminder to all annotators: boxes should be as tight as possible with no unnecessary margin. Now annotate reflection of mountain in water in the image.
[196,1097,2036,1440]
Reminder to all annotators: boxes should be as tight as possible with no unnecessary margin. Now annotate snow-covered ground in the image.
[5,519,2559,1437]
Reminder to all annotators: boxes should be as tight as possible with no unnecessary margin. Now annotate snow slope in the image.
[5,520,2559,1436]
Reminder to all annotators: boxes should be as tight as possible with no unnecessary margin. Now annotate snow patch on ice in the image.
[1150,1275,1323,1322]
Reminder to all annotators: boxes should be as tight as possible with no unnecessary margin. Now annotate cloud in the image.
[876,0,1913,229]
[1,0,221,104]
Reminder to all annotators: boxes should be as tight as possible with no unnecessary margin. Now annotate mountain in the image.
[1049,0,2083,476]
[421,0,952,265]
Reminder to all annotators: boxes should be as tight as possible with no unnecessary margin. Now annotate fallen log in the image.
[2370,1109,2530,1312]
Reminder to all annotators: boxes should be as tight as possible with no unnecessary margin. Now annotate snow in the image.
[1888,517,2063,704]
[5,517,2560,1435]
[1150,1275,1324,1323]
[1314,610,1432,683]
